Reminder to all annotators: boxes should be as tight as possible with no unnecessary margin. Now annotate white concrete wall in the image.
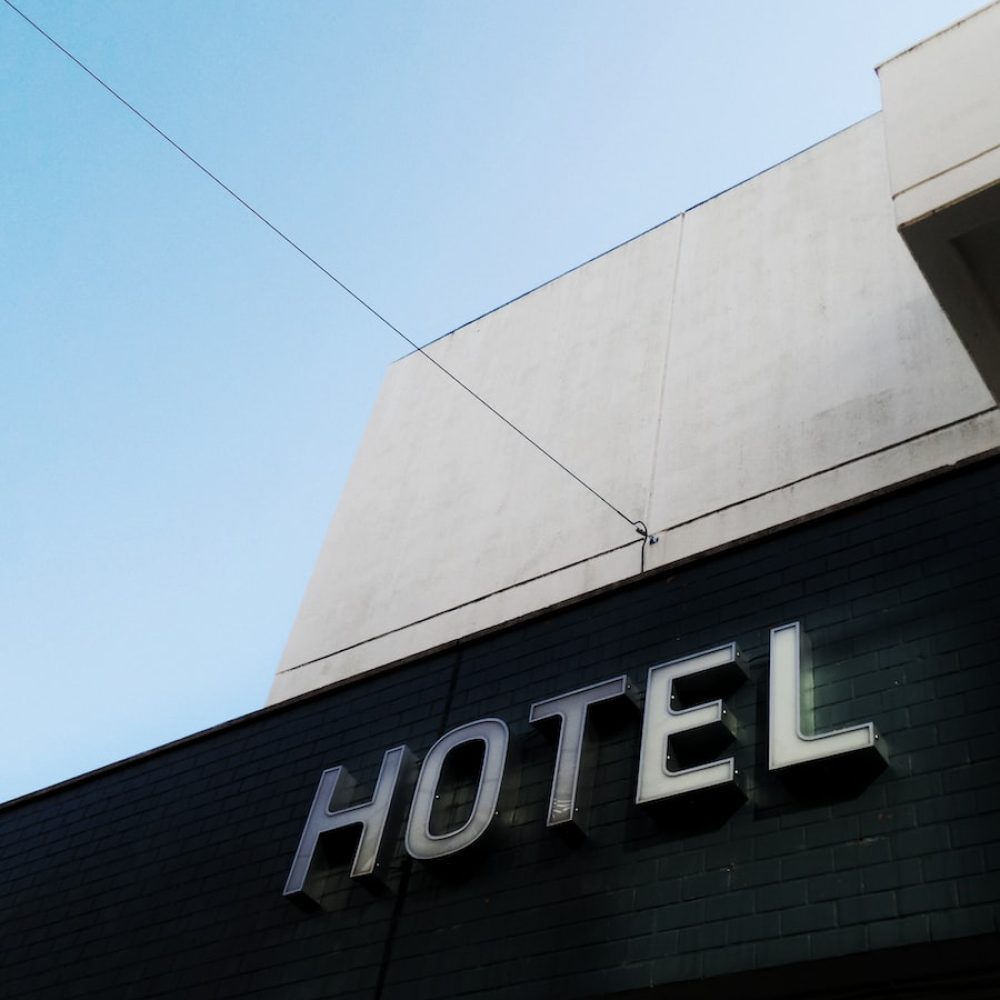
[275,220,681,694]
[270,113,999,705]
[878,0,1000,229]
[643,115,996,576]
[877,1,1000,402]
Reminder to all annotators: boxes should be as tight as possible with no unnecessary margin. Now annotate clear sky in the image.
[0,0,981,803]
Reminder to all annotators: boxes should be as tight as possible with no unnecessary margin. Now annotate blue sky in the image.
[0,0,979,803]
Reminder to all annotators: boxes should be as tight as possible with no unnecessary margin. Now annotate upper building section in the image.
[878,0,1000,401]
[270,3,1000,704]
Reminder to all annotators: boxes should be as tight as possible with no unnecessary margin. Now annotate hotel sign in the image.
[284,622,884,907]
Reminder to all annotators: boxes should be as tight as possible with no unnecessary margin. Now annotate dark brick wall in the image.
[2,458,999,999]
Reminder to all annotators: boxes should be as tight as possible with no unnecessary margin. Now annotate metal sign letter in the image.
[405,718,509,861]
[768,621,880,771]
[529,675,632,833]
[636,643,746,805]
[283,744,416,907]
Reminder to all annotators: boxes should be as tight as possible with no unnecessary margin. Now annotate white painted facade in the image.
[269,4,1000,704]
[877,0,1000,400]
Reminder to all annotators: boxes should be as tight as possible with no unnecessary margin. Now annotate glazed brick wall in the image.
[2,457,999,999]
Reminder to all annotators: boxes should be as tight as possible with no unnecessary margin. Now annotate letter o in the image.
[405,718,509,861]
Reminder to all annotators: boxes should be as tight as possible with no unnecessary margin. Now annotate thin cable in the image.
[4,0,647,536]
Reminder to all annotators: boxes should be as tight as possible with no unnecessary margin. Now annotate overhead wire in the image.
[3,0,648,538]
